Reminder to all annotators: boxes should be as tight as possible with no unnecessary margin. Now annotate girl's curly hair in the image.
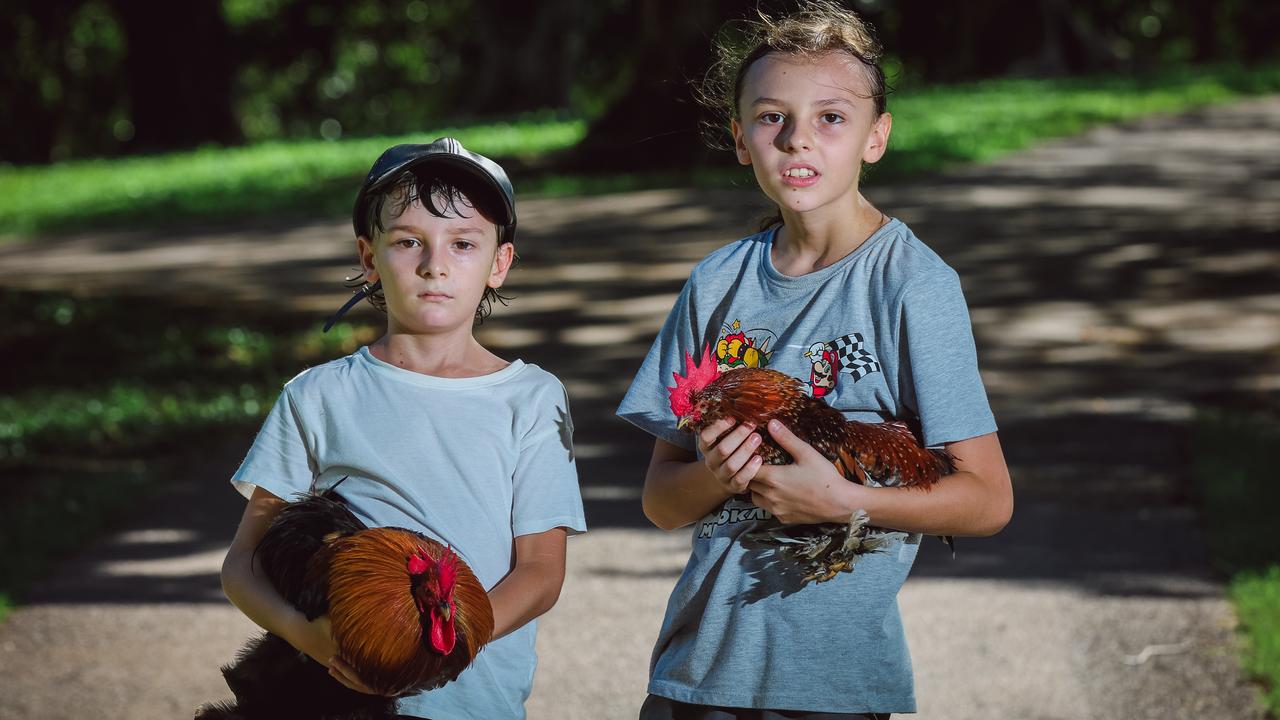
[348,170,514,325]
[696,0,891,152]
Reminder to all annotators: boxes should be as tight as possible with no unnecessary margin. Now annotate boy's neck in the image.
[772,192,887,277]
[369,330,509,379]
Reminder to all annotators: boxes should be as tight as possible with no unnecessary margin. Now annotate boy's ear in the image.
[356,235,379,282]
[731,119,752,166]
[862,111,892,165]
[488,242,515,289]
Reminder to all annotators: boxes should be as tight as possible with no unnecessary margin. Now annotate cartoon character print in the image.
[804,342,838,398]
[803,332,882,398]
[715,320,776,372]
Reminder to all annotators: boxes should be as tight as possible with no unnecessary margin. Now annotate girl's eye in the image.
[759,112,784,125]
[822,113,844,124]
[453,240,475,251]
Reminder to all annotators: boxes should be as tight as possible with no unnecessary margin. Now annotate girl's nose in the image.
[779,121,813,152]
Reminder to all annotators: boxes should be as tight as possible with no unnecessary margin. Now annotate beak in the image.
[438,603,452,623]
[676,417,690,430]
[803,351,812,358]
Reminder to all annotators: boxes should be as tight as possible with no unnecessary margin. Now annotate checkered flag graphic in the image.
[829,333,881,381]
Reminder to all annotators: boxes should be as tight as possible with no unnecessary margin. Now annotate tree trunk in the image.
[109,0,238,153]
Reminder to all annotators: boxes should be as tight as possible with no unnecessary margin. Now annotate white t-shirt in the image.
[232,346,586,719]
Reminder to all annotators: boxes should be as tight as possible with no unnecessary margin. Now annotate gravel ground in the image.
[2,96,1277,719]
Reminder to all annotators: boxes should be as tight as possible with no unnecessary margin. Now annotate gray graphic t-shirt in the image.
[617,219,996,713]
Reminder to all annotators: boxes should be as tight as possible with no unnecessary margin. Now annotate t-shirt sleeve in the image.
[229,383,318,501]
[511,379,587,537]
[896,268,998,447]
[616,278,700,451]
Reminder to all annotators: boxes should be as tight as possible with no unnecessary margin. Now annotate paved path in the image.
[2,96,1278,719]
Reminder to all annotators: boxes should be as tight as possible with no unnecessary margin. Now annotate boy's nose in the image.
[417,252,448,277]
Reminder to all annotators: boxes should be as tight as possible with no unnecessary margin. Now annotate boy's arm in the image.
[487,527,569,639]
[221,487,341,668]
[750,421,1013,536]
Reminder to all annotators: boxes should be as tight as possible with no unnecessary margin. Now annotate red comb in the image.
[667,344,718,417]
[407,552,434,576]
[437,546,459,597]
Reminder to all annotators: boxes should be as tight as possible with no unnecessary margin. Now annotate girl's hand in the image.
[696,417,765,496]
[749,420,864,524]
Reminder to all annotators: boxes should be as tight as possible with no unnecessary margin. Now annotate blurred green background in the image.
[2,0,1279,712]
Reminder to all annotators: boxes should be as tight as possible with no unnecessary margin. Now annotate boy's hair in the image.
[697,1,891,230]
[351,169,515,324]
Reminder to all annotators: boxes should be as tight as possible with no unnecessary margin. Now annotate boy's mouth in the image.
[418,291,453,301]
[781,165,820,187]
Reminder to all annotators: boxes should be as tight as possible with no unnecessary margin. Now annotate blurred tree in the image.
[4,0,1280,164]
[569,0,750,171]
[107,0,238,153]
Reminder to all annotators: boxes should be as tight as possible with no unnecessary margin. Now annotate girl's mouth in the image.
[418,291,452,301]
[781,165,820,187]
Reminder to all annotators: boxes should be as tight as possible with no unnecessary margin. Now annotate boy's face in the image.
[357,189,513,336]
[730,51,891,218]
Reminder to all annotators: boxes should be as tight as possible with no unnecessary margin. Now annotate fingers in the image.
[765,419,811,457]
[698,421,766,494]
[328,656,380,695]
[695,417,737,454]
[727,454,764,494]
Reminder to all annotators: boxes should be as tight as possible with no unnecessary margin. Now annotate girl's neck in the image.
[771,193,887,277]
[369,328,508,378]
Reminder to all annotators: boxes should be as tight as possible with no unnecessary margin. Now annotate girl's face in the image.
[731,52,891,219]
[357,191,513,337]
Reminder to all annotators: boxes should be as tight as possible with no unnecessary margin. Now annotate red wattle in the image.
[429,608,457,655]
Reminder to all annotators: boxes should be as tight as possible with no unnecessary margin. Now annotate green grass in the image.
[0,290,382,610]
[874,63,1280,181]
[1191,411,1280,714]
[3,64,1279,238]
[0,115,585,237]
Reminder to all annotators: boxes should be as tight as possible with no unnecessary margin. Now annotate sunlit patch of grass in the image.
[4,65,1278,239]
[1191,410,1280,715]
[0,115,585,237]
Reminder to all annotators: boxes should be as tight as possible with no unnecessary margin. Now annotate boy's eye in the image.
[395,237,421,248]
[453,240,475,250]
[759,112,784,125]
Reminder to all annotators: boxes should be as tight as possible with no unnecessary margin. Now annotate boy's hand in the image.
[296,616,388,696]
[328,655,387,696]
[696,418,764,496]
[749,420,863,525]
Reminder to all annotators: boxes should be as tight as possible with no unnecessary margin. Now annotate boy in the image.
[221,138,586,719]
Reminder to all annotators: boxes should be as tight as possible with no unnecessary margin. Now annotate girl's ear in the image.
[862,111,893,165]
[356,235,379,283]
[488,242,516,289]
[731,119,752,166]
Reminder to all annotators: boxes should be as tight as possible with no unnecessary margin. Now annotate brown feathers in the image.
[325,529,495,696]
[686,365,953,488]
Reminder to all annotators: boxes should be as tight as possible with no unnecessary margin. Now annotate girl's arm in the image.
[641,418,768,530]
[750,420,1013,536]
[486,527,569,639]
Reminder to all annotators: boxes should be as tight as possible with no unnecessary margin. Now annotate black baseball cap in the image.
[352,137,517,244]
[326,138,516,332]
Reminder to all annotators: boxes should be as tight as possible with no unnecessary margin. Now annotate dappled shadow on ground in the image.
[6,97,1279,604]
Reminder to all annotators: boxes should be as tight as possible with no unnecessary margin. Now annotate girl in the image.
[617,3,1013,718]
